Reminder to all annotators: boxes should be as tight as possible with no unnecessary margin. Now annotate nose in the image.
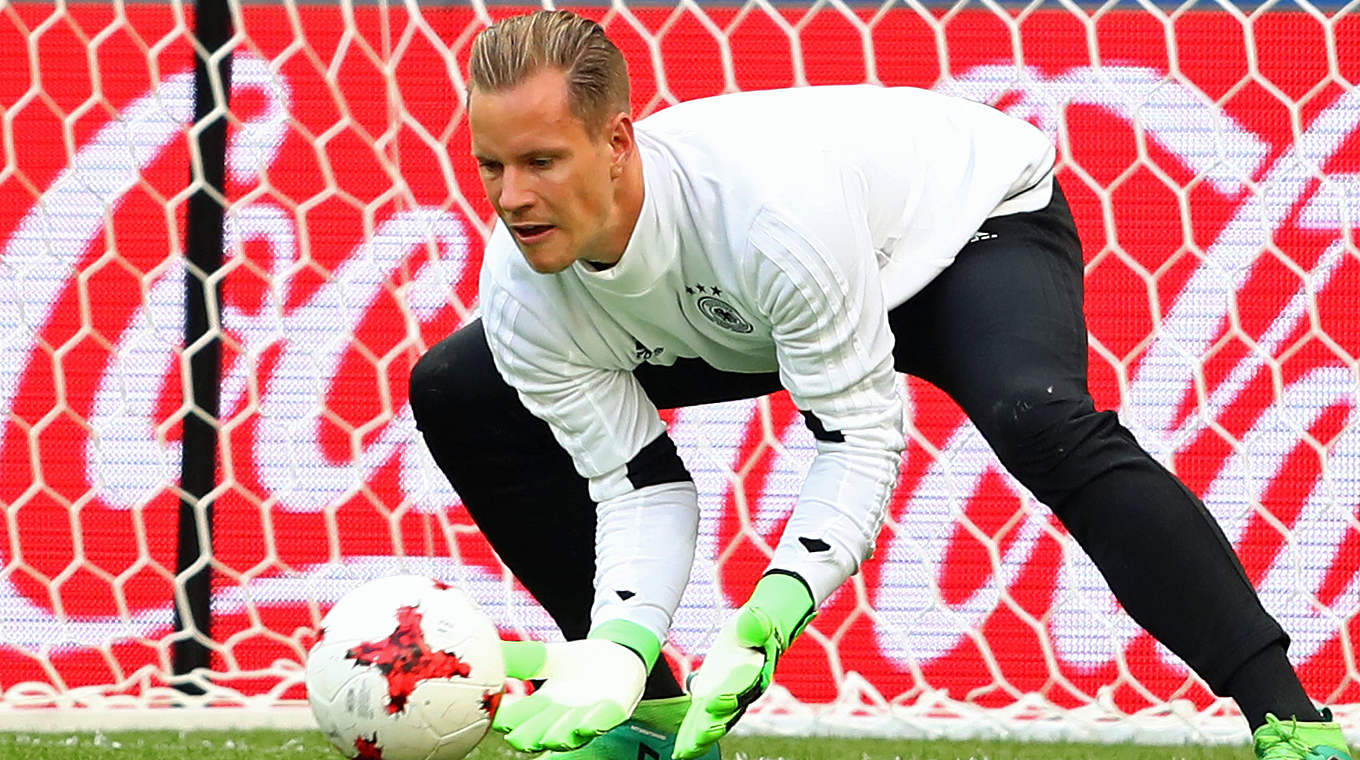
[497,167,535,213]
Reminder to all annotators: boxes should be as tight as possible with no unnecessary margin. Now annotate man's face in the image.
[469,68,618,274]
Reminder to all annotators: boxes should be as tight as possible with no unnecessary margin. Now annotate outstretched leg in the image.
[888,185,1317,728]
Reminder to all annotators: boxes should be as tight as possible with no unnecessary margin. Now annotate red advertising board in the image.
[1,3,1358,716]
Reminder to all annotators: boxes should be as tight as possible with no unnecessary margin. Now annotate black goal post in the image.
[173,0,234,696]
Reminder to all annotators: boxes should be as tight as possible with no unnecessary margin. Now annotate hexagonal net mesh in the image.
[0,0,1357,742]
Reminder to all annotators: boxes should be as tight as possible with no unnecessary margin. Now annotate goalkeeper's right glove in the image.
[674,572,815,759]
[494,621,659,752]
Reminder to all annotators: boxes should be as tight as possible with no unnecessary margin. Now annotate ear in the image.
[605,112,635,178]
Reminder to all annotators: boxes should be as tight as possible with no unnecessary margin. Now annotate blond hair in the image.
[468,10,630,132]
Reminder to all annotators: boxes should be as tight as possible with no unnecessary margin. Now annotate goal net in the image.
[1,0,1357,744]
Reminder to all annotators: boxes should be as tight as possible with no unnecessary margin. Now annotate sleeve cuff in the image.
[768,538,858,607]
[588,618,663,670]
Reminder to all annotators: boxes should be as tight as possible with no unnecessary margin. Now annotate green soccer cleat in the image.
[1254,711,1352,760]
[533,696,721,760]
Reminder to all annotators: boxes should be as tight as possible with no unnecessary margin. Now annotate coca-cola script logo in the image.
[0,5,1357,711]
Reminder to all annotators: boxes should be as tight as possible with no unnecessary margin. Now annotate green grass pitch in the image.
[0,730,1256,760]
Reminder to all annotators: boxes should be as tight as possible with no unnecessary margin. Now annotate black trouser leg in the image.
[408,322,779,699]
[409,326,596,639]
[886,185,1292,701]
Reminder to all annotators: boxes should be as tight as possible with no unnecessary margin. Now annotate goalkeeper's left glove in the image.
[493,620,660,752]
[674,572,815,759]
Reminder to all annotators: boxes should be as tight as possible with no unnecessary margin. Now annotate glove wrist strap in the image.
[500,639,549,680]
[750,571,816,647]
[589,618,663,670]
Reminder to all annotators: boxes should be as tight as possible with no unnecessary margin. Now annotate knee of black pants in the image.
[408,320,510,438]
[407,341,448,432]
[979,384,1129,507]
[409,320,584,516]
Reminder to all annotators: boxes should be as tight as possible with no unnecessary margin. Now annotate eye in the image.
[530,156,554,170]
[477,160,502,174]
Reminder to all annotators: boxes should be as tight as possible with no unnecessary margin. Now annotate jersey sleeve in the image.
[745,205,907,606]
[480,276,697,649]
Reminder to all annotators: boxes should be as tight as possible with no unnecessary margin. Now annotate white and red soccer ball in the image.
[306,575,506,760]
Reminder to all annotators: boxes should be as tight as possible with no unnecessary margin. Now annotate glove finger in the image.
[538,705,598,751]
[694,722,730,753]
[532,698,631,750]
[702,691,740,718]
[503,702,565,752]
[734,606,775,648]
[724,675,767,719]
[578,700,629,736]
[700,665,763,716]
[490,693,541,734]
[674,709,711,760]
[674,710,726,760]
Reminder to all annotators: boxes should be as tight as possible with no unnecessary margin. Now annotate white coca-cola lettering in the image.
[84,56,470,518]
[3,54,468,645]
[0,69,196,647]
[1,72,195,467]
[242,205,468,513]
[875,421,1052,664]
[212,202,467,516]
[3,57,281,644]
[86,259,187,510]
[85,57,288,511]
[938,65,1272,194]
[1065,86,1360,672]
[211,555,561,642]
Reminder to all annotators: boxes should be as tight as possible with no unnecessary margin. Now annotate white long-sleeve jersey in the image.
[480,84,1056,644]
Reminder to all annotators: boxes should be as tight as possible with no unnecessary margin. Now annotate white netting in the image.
[0,0,1357,744]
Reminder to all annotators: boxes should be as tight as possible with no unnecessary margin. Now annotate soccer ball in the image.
[305,575,506,760]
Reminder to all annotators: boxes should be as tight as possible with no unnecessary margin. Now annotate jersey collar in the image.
[572,135,675,296]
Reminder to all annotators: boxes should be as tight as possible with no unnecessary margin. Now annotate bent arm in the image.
[747,208,906,604]
[482,286,696,666]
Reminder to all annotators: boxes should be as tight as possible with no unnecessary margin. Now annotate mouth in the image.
[510,223,556,245]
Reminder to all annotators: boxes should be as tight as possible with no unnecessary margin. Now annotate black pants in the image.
[409,185,1287,699]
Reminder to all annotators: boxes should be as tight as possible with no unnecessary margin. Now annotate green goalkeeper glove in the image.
[674,573,815,759]
[493,620,660,752]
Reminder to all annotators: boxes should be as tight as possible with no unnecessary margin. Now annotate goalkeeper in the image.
[410,10,1349,760]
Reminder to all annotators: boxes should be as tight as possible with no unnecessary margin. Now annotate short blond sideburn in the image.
[468,10,630,133]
